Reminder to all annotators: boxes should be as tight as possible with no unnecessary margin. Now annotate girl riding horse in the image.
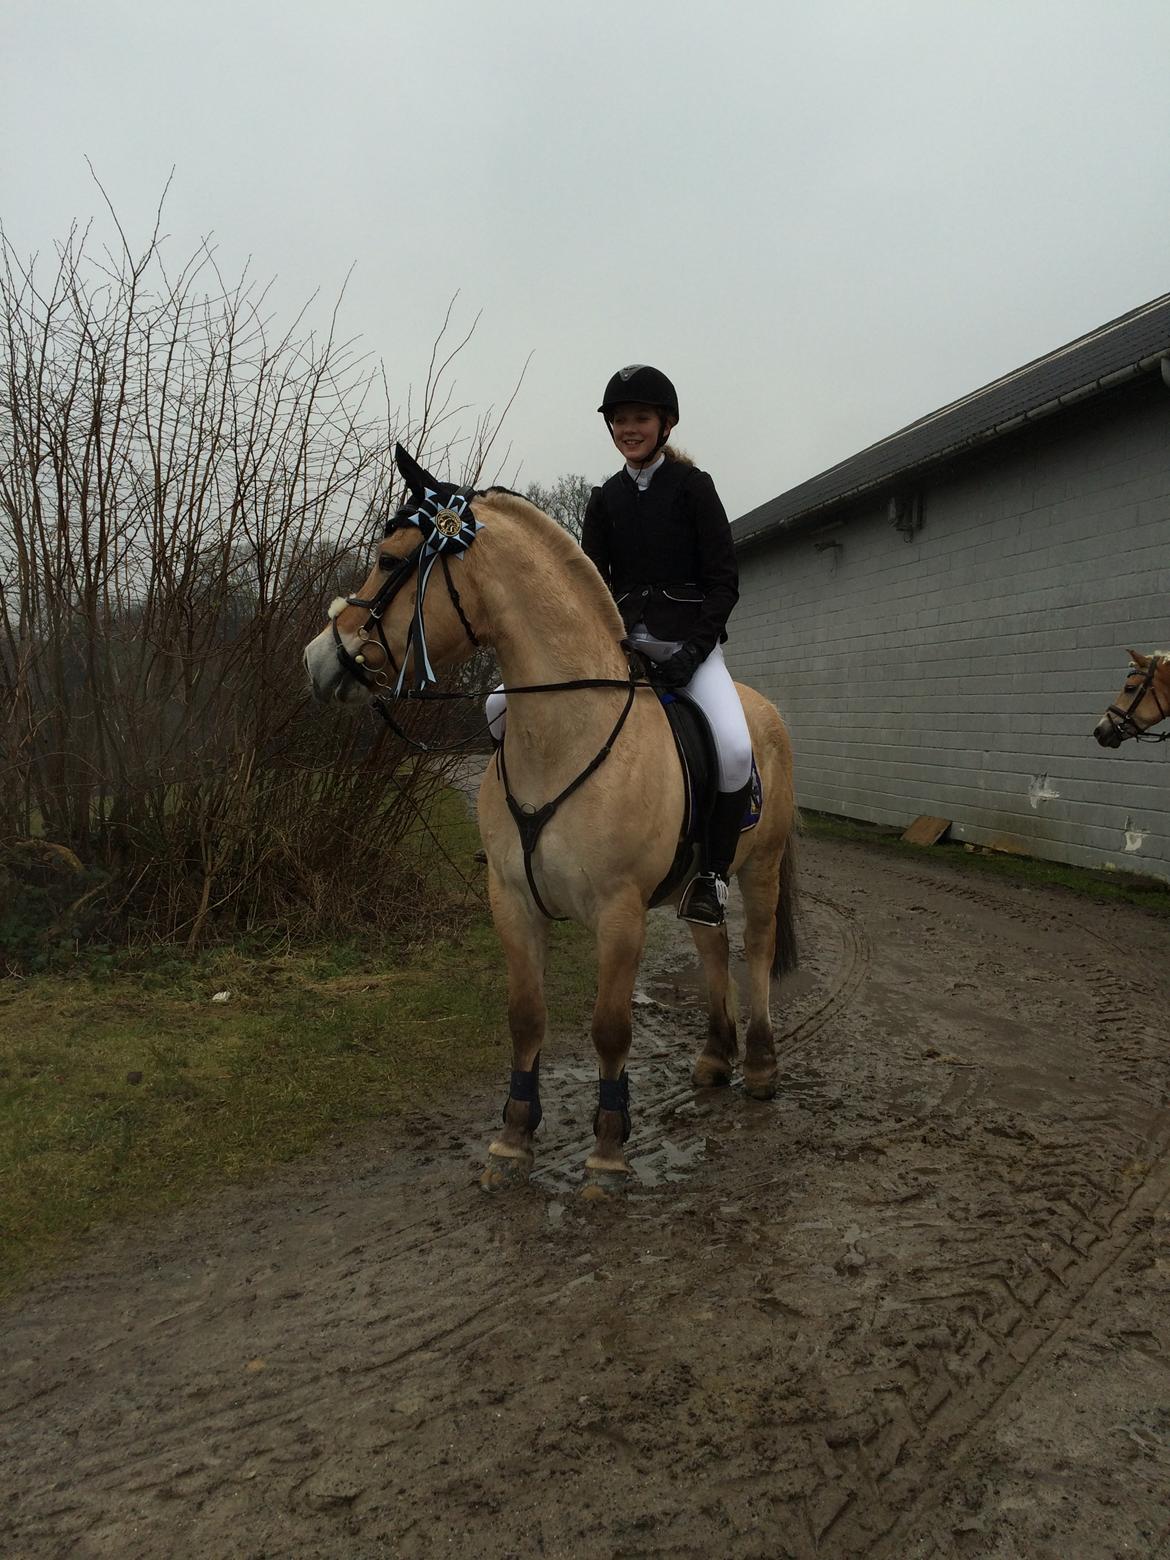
[583,365,751,929]
[491,365,751,927]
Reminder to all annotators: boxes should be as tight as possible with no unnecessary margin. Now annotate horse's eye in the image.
[377,554,394,572]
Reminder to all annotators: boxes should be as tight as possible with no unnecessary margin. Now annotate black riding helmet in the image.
[598,364,679,419]
[599,365,679,464]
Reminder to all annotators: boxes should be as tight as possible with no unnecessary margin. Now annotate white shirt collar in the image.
[625,453,665,491]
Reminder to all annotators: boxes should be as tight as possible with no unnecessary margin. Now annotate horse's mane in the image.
[476,488,625,637]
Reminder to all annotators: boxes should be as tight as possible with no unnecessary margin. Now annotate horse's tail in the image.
[773,821,800,977]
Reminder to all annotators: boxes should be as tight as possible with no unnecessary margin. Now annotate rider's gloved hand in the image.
[653,642,704,689]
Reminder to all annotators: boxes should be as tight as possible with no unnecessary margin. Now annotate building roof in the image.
[733,293,1170,549]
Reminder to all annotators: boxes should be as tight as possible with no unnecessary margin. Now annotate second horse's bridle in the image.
[1102,655,1170,743]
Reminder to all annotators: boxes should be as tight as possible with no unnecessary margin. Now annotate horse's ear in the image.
[1127,648,1150,668]
[395,443,438,500]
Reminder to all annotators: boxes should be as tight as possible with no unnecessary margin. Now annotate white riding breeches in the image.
[678,642,753,790]
[485,630,752,792]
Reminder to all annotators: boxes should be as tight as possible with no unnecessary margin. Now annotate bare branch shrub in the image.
[0,206,504,963]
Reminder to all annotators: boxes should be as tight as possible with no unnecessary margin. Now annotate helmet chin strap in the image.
[646,414,671,462]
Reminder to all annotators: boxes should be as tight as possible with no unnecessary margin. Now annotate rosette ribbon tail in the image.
[397,544,446,693]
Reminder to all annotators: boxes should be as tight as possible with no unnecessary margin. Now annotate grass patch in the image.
[801,810,1170,915]
[0,912,596,1297]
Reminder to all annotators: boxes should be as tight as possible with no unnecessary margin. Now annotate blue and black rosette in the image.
[393,445,484,692]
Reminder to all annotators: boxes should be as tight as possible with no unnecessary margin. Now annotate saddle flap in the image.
[649,692,762,909]
[658,690,717,840]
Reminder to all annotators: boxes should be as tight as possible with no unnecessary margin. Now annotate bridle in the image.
[1102,655,1170,743]
[331,484,482,698]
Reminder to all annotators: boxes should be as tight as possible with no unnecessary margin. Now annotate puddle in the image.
[646,971,707,1010]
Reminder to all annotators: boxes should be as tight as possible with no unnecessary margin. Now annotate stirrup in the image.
[678,871,728,927]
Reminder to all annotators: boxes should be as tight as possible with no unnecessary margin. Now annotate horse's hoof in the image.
[692,1056,733,1089]
[742,1075,778,1101]
[480,1150,533,1191]
[580,1167,631,1200]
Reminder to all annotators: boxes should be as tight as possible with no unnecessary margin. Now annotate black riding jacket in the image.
[580,459,739,655]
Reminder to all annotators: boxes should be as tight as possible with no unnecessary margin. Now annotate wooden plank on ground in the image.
[902,815,952,847]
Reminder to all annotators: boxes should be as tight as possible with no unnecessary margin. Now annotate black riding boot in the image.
[678,781,752,927]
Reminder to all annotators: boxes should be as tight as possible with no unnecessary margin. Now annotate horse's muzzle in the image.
[1093,718,1124,748]
[304,628,358,704]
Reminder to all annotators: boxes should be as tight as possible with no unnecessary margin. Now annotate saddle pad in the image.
[743,755,763,833]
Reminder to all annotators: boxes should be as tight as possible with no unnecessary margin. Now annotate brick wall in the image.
[728,380,1170,882]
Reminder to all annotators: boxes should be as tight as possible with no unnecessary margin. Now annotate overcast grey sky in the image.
[3,0,1169,519]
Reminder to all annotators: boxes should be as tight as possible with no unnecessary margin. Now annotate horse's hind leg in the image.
[482,883,550,1190]
[738,852,782,1099]
[689,922,738,1088]
[583,890,645,1193]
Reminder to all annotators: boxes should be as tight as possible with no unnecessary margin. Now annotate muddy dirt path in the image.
[5,836,1170,1559]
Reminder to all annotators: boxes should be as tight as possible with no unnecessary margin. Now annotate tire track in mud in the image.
[801,1129,1170,1557]
[753,852,1170,1555]
[1,892,874,1554]
[9,1270,569,1527]
[897,855,1166,971]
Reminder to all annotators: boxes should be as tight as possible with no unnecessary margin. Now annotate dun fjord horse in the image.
[304,450,798,1192]
[1094,650,1170,747]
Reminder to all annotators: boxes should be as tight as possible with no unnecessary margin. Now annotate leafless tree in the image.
[523,473,596,541]
[0,194,516,956]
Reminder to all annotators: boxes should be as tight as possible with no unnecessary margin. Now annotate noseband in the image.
[1103,656,1170,743]
[332,485,481,695]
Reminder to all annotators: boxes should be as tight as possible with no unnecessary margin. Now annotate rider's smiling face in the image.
[609,404,674,466]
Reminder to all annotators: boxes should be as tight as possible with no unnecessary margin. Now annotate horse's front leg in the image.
[481,880,550,1191]
[583,889,646,1196]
